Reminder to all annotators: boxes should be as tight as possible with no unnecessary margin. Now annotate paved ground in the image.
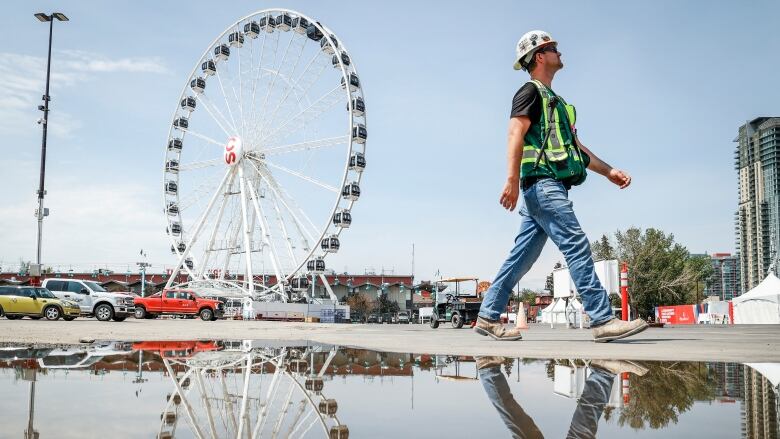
[1,319,779,362]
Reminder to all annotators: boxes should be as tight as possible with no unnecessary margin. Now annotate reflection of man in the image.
[477,357,544,439]
[477,357,648,439]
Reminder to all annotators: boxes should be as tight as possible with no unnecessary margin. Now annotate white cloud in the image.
[0,50,169,139]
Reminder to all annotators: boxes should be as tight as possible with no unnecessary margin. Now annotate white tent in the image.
[541,298,583,325]
[733,273,780,324]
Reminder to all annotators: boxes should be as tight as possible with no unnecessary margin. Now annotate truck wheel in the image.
[134,307,147,319]
[200,308,214,321]
[451,312,464,329]
[0,305,3,317]
[44,306,61,321]
[430,316,440,329]
[95,304,114,322]
[112,315,127,322]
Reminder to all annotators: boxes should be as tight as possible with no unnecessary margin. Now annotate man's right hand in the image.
[500,177,520,211]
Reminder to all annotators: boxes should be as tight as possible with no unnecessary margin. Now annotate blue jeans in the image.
[566,368,615,438]
[479,366,544,439]
[479,178,614,326]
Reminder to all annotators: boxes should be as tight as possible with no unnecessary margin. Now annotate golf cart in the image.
[429,277,482,329]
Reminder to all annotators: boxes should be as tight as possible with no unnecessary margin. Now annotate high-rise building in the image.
[704,253,741,300]
[734,117,780,293]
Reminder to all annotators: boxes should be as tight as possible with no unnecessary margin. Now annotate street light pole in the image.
[33,12,68,285]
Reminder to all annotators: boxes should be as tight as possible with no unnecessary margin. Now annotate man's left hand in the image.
[607,169,631,189]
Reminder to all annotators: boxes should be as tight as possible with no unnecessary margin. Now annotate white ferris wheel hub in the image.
[224,136,243,166]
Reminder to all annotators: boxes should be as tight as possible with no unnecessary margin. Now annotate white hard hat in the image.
[513,30,557,71]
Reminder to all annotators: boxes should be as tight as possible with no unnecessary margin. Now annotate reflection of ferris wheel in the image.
[163,9,367,301]
[158,344,347,438]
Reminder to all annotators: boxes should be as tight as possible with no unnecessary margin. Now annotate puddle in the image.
[0,340,777,438]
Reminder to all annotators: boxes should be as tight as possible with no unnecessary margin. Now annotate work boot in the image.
[590,359,649,376]
[591,318,648,343]
[474,316,523,341]
[476,356,507,371]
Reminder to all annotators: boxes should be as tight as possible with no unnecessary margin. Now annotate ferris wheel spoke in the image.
[254,31,310,140]
[245,171,287,285]
[193,93,235,137]
[258,47,329,139]
[247,30,274,142]
[259,84,343,146]
[178,157,224,172]
[181,128,225,148]
[177,172,226,213]
[269,193,297,265]
[261,135,349,156]
[249,160,315,250]
[214,69,240,133]
[246,30,280,144]
[253,32,298,142]
[263,160,339,193]
[220,54,245,139]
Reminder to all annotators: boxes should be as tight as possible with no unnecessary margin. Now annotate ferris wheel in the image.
[163,9,367,301]
[157,344,347,438]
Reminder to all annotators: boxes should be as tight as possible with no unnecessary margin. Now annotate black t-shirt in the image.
[510,82,542,123]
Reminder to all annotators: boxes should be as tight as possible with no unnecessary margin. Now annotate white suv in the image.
[41,279,135,322]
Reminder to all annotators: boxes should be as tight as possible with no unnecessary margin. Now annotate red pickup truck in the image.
[134,289,224,321]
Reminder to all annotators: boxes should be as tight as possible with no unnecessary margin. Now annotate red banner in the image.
[656,305,698,325]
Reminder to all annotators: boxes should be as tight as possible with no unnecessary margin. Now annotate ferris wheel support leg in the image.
[237,166,255,295]
[318,348,338,377]
[194,370,219,439]
[251,352,286,439]
[236,352,254,439]
[165,168,233,290]
[199,172,236,279]
[318,274,338,302]
[245,177,286,293]
[163,360,206,439]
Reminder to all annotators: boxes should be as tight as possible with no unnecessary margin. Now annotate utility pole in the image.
[32,12,69,286]
[137,249,150,297]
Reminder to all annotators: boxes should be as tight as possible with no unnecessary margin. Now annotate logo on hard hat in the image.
[530,34,538,41]
[541,35,550,42]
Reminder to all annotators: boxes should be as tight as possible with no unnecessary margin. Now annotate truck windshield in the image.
[82,281,107,292]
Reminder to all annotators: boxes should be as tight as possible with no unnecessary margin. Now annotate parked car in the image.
[41,278,135,322]
[0,286,80,321]
[134,289,224,321]
[381,312,393,324]
[367,313,379,323]
[397,311,410,324]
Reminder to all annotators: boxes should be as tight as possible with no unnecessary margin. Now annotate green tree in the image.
[591,234,616,261]
[518,288,537,305]
[376,293,400,314]
[615,227,713,317]
[618,361,713,430]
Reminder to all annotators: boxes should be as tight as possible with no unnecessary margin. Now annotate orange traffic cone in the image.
[516,304,529,329]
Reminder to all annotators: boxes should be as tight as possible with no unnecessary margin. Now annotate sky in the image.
[0,0,778,289]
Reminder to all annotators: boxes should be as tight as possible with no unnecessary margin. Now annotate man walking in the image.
[474,30,648,342]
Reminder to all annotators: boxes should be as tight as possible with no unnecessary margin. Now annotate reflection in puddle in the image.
[0,341,778,438]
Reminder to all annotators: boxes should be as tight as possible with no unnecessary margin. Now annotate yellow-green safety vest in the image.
[520,80,588,185]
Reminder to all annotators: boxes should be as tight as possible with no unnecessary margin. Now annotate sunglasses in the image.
[537,45,559,54]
